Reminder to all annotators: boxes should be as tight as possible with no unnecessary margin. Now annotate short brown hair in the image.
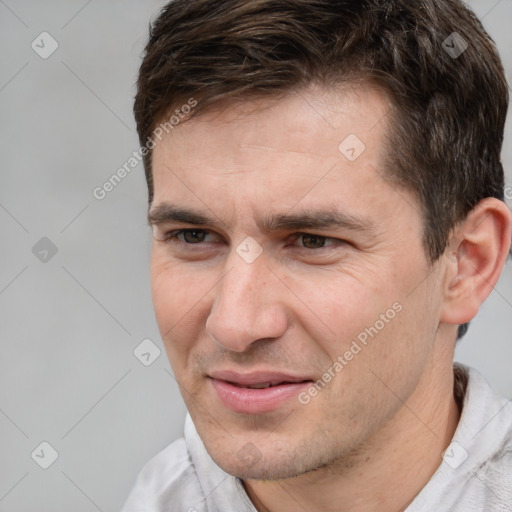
[134,0,509,338]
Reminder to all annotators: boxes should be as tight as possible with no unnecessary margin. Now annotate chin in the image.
[206,437,338,481]
[216,455,307,481]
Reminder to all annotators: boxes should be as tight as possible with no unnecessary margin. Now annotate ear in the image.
[440,197,512,326]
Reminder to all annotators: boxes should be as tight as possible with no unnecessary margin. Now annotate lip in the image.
[208,370,313,414]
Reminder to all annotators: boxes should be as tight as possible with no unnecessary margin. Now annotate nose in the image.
[205,250,289,352]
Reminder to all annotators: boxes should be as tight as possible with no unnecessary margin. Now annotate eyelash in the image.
[161,229,345,251]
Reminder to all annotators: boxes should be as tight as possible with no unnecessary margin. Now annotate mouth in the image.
[234,382,285,389]
[208,370,314,414]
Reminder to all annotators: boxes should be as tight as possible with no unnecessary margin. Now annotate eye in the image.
[299,233,329,249]
[178,229,207,243]
[293,233,343,250]
[162,229,218,244]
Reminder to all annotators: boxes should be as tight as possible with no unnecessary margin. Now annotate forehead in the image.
[157,84,390,161]
[149,85,416,230]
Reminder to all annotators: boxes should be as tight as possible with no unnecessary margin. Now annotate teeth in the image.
[247,383,272,389]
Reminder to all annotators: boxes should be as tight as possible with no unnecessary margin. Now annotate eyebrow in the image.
[147,203,375,234]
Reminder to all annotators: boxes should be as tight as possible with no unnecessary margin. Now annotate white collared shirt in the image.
[121,365,512,512]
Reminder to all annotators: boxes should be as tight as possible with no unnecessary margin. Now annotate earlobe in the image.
[440,198,512,326]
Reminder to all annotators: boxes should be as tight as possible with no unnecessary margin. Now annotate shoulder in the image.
[460,365,512,468]
[409,366,512,511]
[445,366,512,508]
[467,369,512,504]
[121,437,205,512]
[458,430,512,510]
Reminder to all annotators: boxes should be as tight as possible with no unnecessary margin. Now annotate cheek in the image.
[285,269,397,357]
[150,253,213,362]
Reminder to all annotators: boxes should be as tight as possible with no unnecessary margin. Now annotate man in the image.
[122,0,512,510]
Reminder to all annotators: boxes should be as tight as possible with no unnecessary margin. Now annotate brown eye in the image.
[181,229,207,243]
[300,234,327,249]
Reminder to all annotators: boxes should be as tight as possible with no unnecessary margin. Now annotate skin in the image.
[148,84,512,512]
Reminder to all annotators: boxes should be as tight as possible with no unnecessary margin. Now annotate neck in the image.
[243,341,462,512]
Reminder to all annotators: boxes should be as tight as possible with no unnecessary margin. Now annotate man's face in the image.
[149,85,448,479]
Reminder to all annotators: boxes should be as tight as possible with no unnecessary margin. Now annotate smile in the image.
[208,370,313,414]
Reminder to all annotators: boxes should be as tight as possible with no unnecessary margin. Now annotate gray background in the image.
[0,1,510,510]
